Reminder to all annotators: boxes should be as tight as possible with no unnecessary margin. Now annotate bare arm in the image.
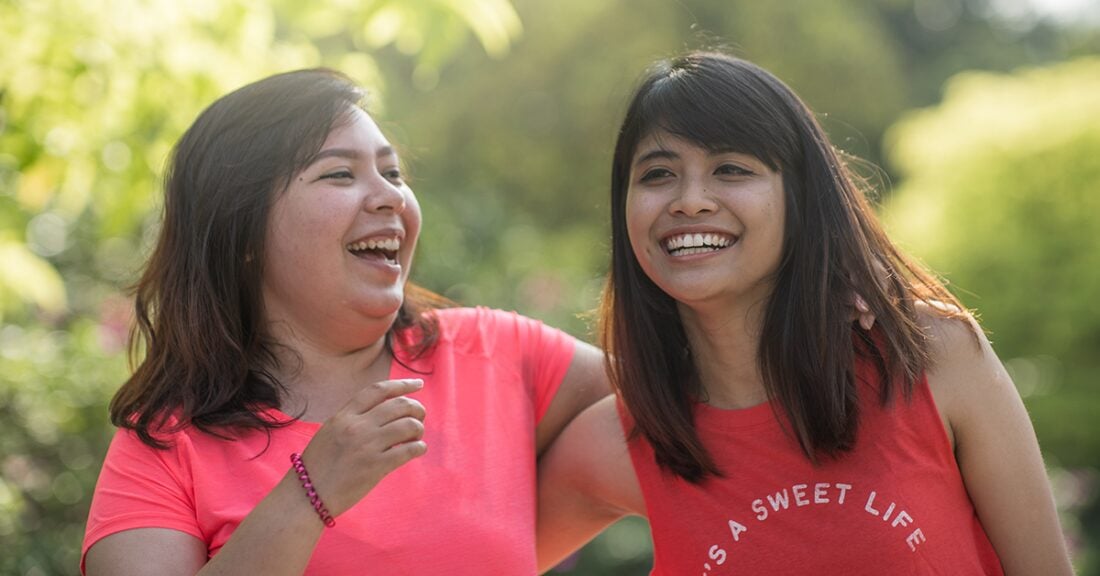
[536,339,612,455]
[85,379,428,576]
[536,395,645,573]
[925,314,1073,575]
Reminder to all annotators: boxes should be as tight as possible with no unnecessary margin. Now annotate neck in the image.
[265,319,395,422]
[678,296,769,409]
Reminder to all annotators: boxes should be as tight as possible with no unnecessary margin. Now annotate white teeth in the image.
[347,237,401,252]
[367,237,398,250]
[664,233,733,254]
[365,238,400,251]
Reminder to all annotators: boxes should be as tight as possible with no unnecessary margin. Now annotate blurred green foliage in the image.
[0,320,126,573]
[1,0,1098,574]
[885,57,1100,574]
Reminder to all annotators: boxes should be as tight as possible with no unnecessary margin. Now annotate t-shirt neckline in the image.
[693,398,778,430]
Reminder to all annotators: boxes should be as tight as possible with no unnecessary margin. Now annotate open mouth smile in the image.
[663,232,736,256]
[347,236,401,265]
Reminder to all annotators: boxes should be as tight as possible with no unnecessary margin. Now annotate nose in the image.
[669,179,717,216]
[363,174,407,214]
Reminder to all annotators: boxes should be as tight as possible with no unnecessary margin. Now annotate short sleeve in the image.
[508,311,576,423]
[436,307,576,423]
[82,428,202,573]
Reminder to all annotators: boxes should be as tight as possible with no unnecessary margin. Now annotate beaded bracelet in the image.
[289,452,336,528]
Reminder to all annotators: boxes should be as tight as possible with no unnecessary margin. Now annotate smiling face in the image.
[261,107,421,349]
[626,130,785,312]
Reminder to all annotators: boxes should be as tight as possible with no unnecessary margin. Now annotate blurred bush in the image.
[0,320,126,574]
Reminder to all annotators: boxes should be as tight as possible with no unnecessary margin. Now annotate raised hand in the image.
[298,378,428,517]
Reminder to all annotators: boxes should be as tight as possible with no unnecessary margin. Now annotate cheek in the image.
[264,203,298,257]
[758,193,787,265]
[770,196,787,243]
[403,192,423,240]
[626,232,648,270]
[277,192,336,230]
[763,200,782,236]
[624,199,650,261]
[624,190,655,237]
[397,195,422,271]
[265,196,341,269]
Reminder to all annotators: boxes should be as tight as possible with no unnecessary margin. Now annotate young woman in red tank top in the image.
[537,51,1072,575]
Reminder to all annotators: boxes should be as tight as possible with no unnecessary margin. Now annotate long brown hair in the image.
[113,69,446,449]
[600,52,966,482]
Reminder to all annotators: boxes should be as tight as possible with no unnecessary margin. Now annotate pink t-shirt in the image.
[83,307,575,574]
[624,357,1003,575]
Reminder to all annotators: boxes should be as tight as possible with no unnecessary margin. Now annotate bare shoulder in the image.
[912,307,1074,573]
[915,302,995,382]
[915,300,982,361]
[914,302,1006,443]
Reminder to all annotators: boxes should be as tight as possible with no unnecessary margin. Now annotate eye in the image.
[320,169,354,181]
[638,167,675,183]
[381,167,404,184]
[715,164,754,177]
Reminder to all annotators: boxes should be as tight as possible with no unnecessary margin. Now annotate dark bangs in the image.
[623,54,800,173]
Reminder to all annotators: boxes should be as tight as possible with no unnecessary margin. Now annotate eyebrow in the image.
[633,148,679,167]
[633,145,753,168]
[308,145,398,166]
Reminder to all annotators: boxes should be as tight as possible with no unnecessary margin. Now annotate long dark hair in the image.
[600,52,966,482]
[112,69,446,449]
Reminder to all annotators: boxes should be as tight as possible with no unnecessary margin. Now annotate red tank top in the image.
[623,360,1003,575]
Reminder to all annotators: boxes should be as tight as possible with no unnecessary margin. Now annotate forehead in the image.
[632,129,763,164]
[319,107,392,152]
[633,129,697,155]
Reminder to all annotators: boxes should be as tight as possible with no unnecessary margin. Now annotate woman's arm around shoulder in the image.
[536,394,645,573]
[922,309,1074,575]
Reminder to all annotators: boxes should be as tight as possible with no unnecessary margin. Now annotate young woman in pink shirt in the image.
[537,51,1073,575]
[82,69,609,575]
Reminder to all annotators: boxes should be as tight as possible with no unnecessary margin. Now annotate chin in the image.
[356,293,406,318]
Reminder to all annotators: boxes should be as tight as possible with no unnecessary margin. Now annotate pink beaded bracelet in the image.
[289,452,336,528]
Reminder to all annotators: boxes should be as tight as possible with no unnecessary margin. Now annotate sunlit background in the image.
[1,0,1098,574]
